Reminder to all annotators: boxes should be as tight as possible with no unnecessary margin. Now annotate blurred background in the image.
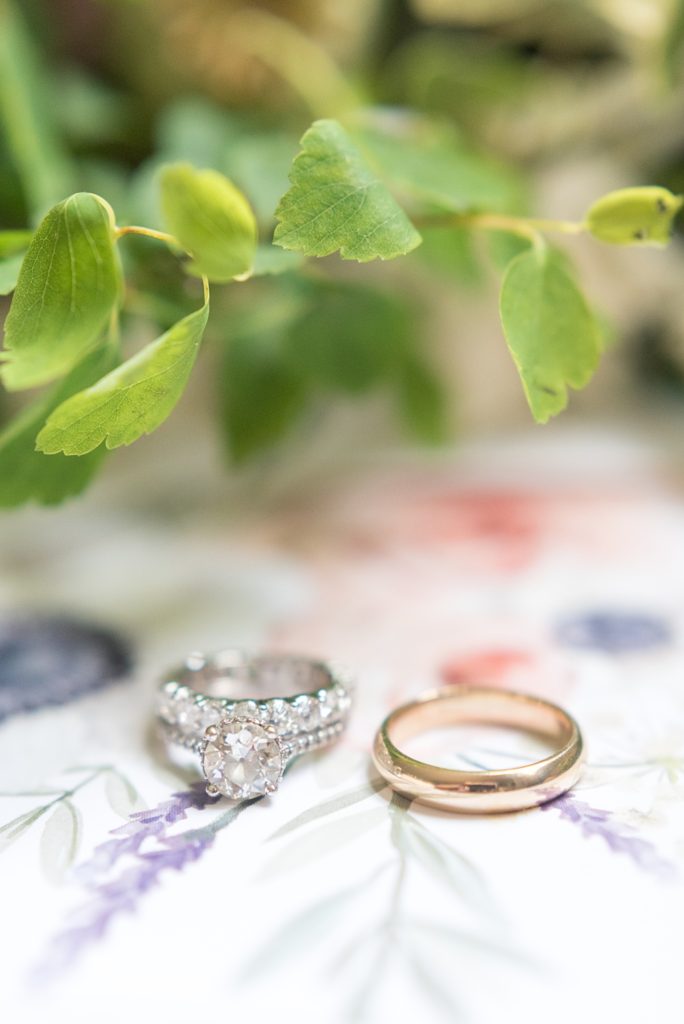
[2,0,684,515]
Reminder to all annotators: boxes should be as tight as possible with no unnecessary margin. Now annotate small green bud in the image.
[585,187,682,246]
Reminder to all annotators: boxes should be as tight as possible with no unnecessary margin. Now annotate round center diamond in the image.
[202,718,283,800]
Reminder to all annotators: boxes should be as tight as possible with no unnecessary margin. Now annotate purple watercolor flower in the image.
[543,793,678,880]
[555,612,671,654]
[0,615,131,723]
[73,783,214,883]
[34,785,254,982]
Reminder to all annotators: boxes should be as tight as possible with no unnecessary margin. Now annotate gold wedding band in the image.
[372,686,584,813]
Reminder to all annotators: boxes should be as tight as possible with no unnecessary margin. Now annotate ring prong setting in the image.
[201,714,284,800]
[157,651,353,804]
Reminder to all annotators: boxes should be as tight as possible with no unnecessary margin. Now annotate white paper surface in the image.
[1,430,683,1023]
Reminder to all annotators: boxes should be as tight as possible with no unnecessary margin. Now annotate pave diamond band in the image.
[157,650,353,800]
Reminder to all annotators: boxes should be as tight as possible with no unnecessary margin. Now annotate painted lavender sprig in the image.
[72,782,215,884]
[35,784,257,981]
[543,793,678,881]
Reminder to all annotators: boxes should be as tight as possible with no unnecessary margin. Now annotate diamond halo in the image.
[201,714,284,800]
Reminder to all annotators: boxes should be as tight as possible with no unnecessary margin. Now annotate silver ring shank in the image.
[156,650,352,762]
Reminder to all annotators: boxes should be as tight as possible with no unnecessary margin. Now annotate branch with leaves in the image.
[0,112,681,507]
[0,765,139,881]
[241,783,523,1020]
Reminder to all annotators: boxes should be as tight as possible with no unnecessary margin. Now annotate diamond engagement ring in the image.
[156,650,353,800]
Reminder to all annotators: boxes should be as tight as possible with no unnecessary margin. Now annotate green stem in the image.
[346,852,406,1020]
[417,210,586,249]
[0,789,64,798]
[115,224,210,306]
[115,225,180,248]
[386,794,410,929]
[387,851,407,929]
[207,796,260,834]
[41,767,109,812]
[0,766,110,817]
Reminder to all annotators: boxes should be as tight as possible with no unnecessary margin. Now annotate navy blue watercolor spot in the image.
[0,616,132,724]
[555,611,672,654]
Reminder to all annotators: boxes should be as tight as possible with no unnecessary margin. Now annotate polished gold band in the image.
[372,685,584,813]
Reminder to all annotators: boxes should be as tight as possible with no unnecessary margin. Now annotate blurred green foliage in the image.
[1,0,683,506]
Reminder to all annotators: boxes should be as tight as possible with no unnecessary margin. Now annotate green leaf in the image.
[273,119,421,262]
[487,229,531,271]
[0,344,116,508]
[104,770,142,817]
[386,34,531,129]
[0,0,75,218]
[0,236,31,296]
[0,806,48,851]
[585,187,682,246]
[226,131,299,226]
[1,193,120,390]
[156,102,298,227]
[55,68,133,148]
[40,800,81,884]
[126,101,244,231]
[221,306,308,464]
[258,807,386,878]
[160,163,257,282]
[0,229,33,258]
[414,225,482,285]
[393,814,495,916]
[269,780,386,841]
[36,293,209,455]
[395,353,449,443]
[664,0,684,85]
[285,282,417,394]
[157,97,242,171]
[499,246,601,423]
[353,118,523,215]
[222,279,446,459]
[0,252,24,295]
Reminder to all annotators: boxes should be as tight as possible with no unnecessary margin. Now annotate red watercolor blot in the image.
[440,649,536,686]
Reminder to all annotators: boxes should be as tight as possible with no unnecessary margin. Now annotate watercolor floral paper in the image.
[1,430,683,1024]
